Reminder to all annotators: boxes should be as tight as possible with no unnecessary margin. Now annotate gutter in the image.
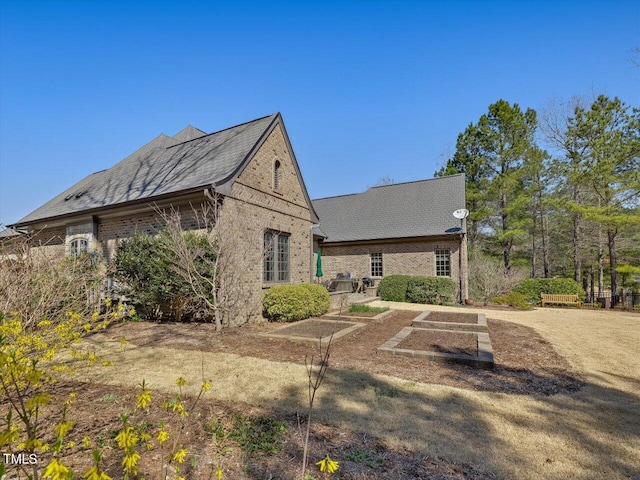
[9,185,213,229]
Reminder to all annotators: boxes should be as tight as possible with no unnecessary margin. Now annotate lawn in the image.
[8,305,639,479]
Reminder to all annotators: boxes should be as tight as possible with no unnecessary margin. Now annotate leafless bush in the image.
[0,235,104,327]
[468,249,527,305]
[159,195,268,331]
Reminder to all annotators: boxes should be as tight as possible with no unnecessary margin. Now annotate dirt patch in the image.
[396,330,477,357]
[1,382,494,480]
[100,311,583,396]
[272,320,355,338]
[425,312,478,324]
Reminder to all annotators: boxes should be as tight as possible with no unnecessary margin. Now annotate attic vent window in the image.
[273,160,281,191]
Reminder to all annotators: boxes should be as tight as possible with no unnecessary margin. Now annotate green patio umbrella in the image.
[315,249,323,279]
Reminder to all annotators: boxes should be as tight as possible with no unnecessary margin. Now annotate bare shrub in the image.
[0,235,104,327]
[159,195,268,331]
[468,249,527,305]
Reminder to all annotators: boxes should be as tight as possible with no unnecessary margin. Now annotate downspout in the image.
[310,224,320,283]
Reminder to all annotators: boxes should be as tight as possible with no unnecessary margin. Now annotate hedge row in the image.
[263,283,330,322]
[377,275,456,305]
[513,278,585,305]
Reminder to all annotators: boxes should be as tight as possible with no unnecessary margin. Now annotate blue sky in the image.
[1,0,638,226]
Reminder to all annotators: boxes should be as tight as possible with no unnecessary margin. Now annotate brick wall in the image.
[319,238,467,298]
[28,226,66,259]
[98,206,202,259]
[232,122,315,282]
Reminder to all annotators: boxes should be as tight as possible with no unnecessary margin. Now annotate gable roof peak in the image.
[173,125,208,143]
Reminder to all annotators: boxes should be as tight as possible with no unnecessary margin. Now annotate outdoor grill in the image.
[328,273,364,293]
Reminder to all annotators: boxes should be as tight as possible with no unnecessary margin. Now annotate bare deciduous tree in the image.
[159,194,270,331]
[468,249,527,305]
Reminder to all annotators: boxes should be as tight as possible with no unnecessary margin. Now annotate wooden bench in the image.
[541,293,581,308]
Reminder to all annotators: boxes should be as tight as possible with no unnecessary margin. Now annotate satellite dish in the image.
[453,209,469,219]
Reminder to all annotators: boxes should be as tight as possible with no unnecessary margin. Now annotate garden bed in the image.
[323,309,396,322]
[412,311,488,332]
[257,319,365,344]
[396,329,477,356]
[99,311,584,396]
[424,311,478,324]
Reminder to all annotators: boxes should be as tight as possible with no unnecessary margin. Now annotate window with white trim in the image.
[370,252,383,277]
[264,230,290,282]
[435,249,451,277]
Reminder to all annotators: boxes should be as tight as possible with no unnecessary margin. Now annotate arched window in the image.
[69,238,89,257]
[273,160,281,191]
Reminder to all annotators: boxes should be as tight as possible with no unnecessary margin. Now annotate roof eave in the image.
[319,233,463,246]
[9,185,213,229]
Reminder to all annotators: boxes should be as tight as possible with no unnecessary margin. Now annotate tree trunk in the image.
[541,213,550,277]
[531,210,537,278]
[597,246,604,297]
[501,194,511,274]
[608,228,618,303]
[572,213,581,284]
[570,179,582,284]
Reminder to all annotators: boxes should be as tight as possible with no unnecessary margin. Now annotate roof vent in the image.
[75,191,87,199]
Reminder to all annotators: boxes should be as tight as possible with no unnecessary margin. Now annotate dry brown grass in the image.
[73,304,640,480]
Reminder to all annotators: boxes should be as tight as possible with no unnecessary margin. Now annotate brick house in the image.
[312,175,469,301]
[8,113,468,311]
[9,114,319,317]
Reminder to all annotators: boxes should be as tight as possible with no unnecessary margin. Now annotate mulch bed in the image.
[397,330,477,356]
[100,311,584,396]
[425,312,478,324]
[273,320,354,338]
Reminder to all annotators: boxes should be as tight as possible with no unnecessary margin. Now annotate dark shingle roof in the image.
[312,174,466,243]
[0,227,22,239]
[15,115,278,225]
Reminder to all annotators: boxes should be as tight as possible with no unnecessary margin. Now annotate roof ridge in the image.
[312,192,361,201]
[165,113,277,150]
[172,125,208,143]
[369,174,464,189]
[313,174,464,201]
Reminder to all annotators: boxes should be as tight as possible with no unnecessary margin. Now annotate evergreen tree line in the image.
[436,95,640,297]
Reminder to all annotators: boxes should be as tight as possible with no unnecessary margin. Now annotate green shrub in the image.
[114,233,181,319]
[263,284,328,322]
[513,278,585,305]
[377,275,411,302]
[113,231,217,320]
[299,283,330,317]
[493,292,534,310]
[491,295,508,305]
[505,292,534,310]
[405,276,456,305]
